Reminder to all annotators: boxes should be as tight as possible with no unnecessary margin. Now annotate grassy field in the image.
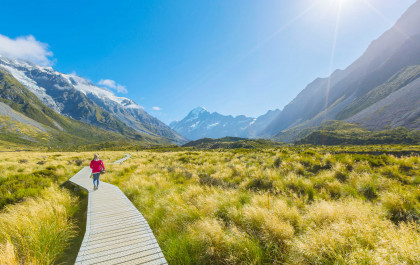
[1,147,419,264]
[101,146,420,264]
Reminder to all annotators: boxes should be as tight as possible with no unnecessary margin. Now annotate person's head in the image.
[94,153,99,160]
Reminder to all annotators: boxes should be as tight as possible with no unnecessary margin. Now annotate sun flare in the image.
[327,0,357,8]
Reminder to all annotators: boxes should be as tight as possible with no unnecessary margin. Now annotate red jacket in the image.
[90,159,105,173]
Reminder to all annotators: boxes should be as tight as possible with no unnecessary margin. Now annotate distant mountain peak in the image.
[171,107,280,140]
[190,106,208,114]
[186,106,210,119]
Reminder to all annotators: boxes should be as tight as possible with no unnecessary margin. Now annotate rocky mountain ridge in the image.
[261,0,420,141]
[0,68,170,148]
[0,56,186,144]
[170,107,280,140]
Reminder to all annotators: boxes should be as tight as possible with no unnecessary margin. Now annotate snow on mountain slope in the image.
[0,56,140,111]
[0,56,186,144]
[0,57,62,112]
[170,107,280,140]
[170,107,253,140]
[61,74,141,109]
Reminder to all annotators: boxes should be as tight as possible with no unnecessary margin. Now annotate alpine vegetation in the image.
[102,146,420,264]
[0,186,78,265]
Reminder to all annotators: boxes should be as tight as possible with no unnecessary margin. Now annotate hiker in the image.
[90,153,105,190]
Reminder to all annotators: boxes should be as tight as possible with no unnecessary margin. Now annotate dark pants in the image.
[93,172,100,187]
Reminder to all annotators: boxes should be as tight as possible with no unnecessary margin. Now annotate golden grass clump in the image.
[233,204,295,248]
[188,217,265,264]
[308,200,370,224]
[287,199,420,264]
[0,186,78,265]
[375,221,420,264]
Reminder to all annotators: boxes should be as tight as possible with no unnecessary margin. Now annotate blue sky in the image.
[0,0,416,123]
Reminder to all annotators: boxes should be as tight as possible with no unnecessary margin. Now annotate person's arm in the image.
[101,160,105,170]
[90,160,93,169]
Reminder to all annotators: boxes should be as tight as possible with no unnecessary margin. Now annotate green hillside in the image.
[296,121,420,145]
[183,136,283,149]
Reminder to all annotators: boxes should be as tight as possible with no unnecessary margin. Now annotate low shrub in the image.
[381,192,420,223]
[74,159,83,166]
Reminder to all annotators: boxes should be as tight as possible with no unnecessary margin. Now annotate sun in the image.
[320,0,360,14]
[329,0,356,8]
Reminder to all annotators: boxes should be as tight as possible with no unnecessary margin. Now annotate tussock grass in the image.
[101,146,419,264]
[1,148,419,264]
[288,200,420,264]
[0,186,78,265]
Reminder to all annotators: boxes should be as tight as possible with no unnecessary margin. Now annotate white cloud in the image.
[98,79,128,93]
[0,34,53,66]
[152,106,162,111]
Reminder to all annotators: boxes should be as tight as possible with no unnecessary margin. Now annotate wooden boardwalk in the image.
[69,155,167,265]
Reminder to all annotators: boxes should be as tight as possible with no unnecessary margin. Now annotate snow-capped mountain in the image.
[170,107,280,140]
[0,56,185,144]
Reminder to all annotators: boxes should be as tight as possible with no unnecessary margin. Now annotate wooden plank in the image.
[70,155,167,265]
